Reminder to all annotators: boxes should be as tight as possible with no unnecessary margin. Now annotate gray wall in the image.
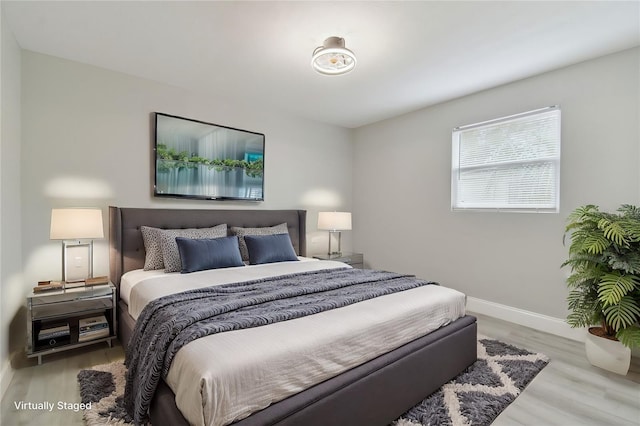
[353,48,640,320]
[20,51,354,286]
[1,10,22,395]
[5,51,354,387]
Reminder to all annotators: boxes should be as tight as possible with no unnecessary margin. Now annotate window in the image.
[451,106,561,212]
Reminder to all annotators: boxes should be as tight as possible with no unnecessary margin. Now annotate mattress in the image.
[122,259,466,426]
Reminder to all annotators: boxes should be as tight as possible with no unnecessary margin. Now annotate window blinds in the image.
[451,107,560,212]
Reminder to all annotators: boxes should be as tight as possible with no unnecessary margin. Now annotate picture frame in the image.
[153,113,265,201]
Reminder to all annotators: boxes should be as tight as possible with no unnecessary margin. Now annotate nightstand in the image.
[26,283,117,364]
[313,252,364,269]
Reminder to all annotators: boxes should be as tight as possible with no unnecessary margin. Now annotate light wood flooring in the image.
[1,313,638,426]
[474,313,640,426]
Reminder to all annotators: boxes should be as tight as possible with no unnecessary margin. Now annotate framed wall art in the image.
[154,113,265,201]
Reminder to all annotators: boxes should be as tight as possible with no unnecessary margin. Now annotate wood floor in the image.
[474,313,640,426]
[1,313,638,426]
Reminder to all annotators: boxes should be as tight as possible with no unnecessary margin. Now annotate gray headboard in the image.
[108,206,307,287]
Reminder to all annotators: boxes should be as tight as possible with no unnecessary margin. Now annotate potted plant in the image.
[563,204,640,374]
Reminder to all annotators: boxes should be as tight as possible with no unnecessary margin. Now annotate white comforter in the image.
[122,258,466,426]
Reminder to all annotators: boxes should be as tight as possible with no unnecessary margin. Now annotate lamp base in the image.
[62,240,94,283]
[327,231,342,256]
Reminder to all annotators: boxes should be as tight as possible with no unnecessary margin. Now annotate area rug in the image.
[393,338,549,426]
[77,338,548,426]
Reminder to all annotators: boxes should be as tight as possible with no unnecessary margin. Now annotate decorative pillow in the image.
[141,226,166,270]
[175,236,244,273]
[230,223,289,261]
[159,224,228,273]
[244,233,299,265]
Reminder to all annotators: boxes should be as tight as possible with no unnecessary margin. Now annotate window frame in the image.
[451,106,561,213]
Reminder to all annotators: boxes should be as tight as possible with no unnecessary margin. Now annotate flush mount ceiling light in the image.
[311,36,356,76]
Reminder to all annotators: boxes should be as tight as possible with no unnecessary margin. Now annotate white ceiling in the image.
[3,1,639,128]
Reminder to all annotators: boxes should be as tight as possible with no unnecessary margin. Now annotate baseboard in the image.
[0,359,14,401]
[466,297,586,343]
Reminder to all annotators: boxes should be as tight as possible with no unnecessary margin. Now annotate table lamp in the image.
[50,208,104,283]
[318,211,352,255]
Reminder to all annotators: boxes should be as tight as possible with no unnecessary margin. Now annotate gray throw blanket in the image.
[124,267,436,425]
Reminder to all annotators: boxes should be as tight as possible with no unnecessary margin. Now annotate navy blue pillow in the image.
[175,236,244,273]
[244,233,299,265]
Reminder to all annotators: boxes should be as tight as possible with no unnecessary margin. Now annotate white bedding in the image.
[122,259,466,426]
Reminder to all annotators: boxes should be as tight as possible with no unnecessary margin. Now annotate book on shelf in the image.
[85,276,109,286]
[33,282,64,293]
[38,323,70,341]
[63,281,86,289]
[38,330,70,340]
[79,315,108,330]
[80,322,109,332]
[78,327,109,342]
[78,315,109,342]
[40,323,69,333]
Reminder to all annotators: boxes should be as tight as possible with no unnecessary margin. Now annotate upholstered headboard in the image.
[108,206,307,287]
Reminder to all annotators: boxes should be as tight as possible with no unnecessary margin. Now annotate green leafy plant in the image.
[156,144,263,177]
[563,204,640,348]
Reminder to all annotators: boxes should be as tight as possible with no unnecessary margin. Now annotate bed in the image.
[109,206,477,426]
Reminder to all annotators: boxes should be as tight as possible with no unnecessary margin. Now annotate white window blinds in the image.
[451,106,561,212]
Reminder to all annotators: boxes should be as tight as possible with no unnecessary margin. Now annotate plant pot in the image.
[585,327,631,375]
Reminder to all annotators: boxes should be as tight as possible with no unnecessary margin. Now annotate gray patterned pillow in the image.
[141,226,166,271]
[159,225,228,273]
[230,223,289,261]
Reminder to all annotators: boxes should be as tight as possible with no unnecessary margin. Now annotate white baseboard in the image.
[0,359,14,401]
[466,296,586,343]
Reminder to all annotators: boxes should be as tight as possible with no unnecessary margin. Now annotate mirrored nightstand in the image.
[313,252,363,269]
[26,283,116,364]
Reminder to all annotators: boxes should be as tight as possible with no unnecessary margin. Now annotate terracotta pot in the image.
[585,327,631,375]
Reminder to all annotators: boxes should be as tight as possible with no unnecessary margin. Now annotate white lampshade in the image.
[318,212,352,231]
[50,208,104,240]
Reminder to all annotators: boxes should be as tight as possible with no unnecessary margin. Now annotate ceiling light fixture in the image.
[311,36,356,76]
